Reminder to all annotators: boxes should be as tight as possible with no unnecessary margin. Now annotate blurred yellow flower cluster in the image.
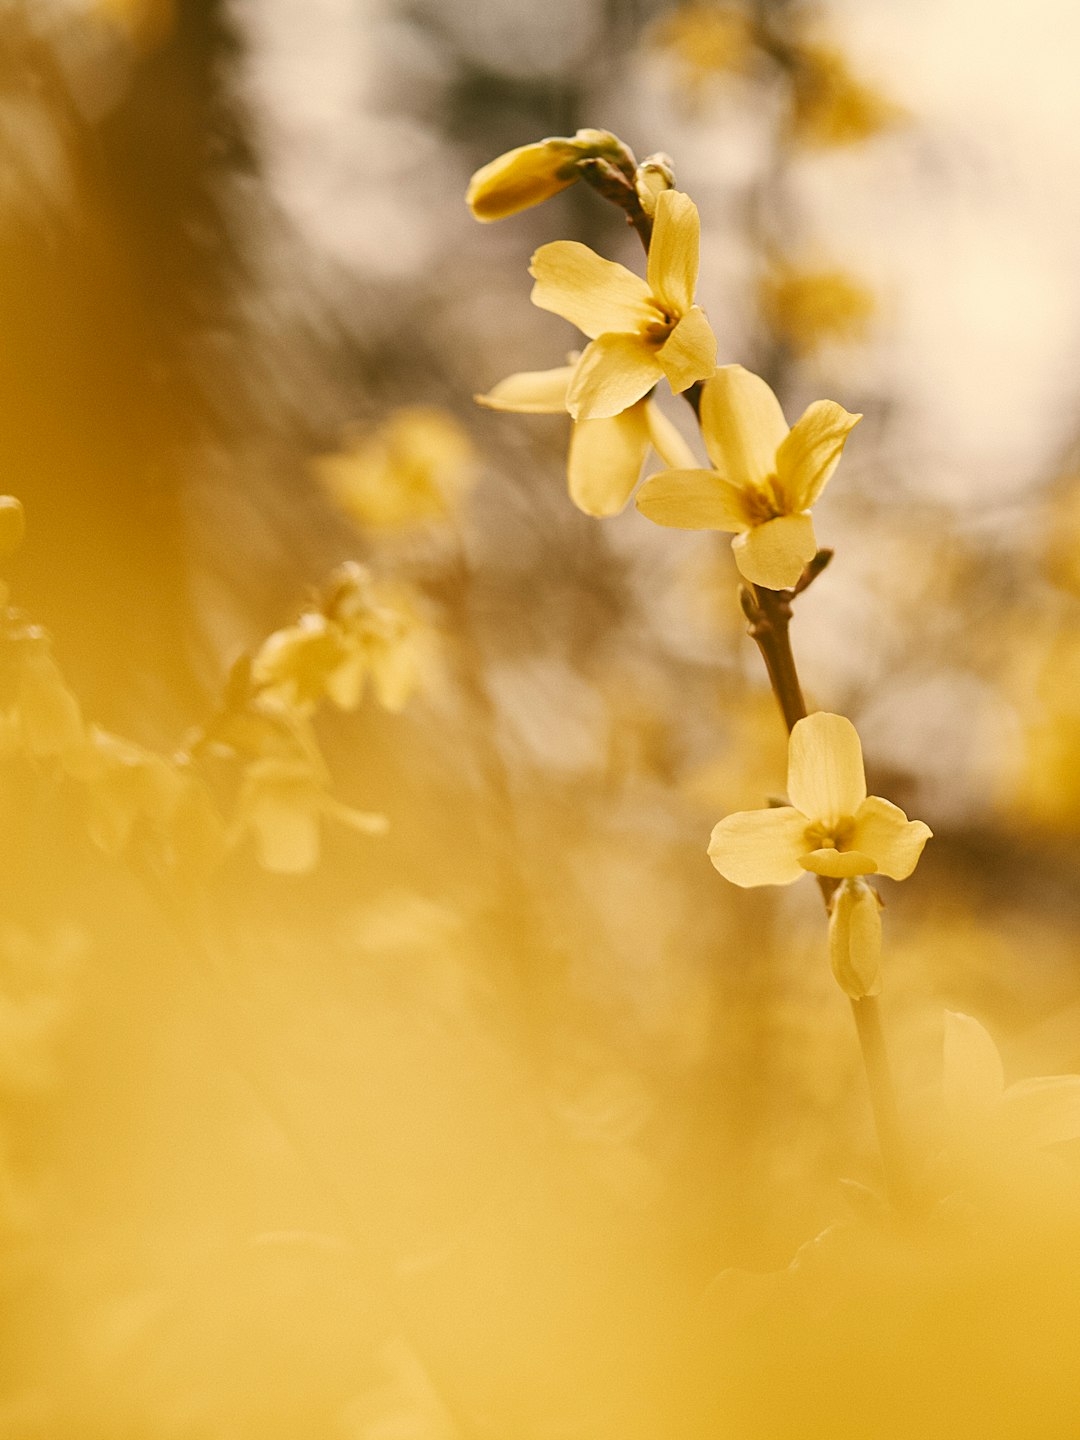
[316,407,475,533]
[759,265,875,357]
[0,503,427,878]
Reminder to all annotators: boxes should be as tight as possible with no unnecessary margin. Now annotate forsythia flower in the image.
[635,364,860,589]
[315,407,475,531]
[759,265,874,357]
[788,44,902,148]
[476,362,696,517]
[944,1010,1080,1160]
[650,3,755,91]
[707,711,932,886]
[529,189,717,420]
[232,755,387,875]
[466,129,631,222]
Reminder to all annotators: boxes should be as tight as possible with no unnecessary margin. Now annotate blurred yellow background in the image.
[4,1,1080,1435]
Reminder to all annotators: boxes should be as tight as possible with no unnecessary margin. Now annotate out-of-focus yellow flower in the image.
[252,564,431,716]
[760,265,874,357]
[828,876,882,998]
[529,190,717,420]
[1043,477,1080,596]
[651,4,755,90]
[466,129,631,222]
[316,407,475,531]
[636,364,860,589]
[707,711,931,886]
[944,1011,1080,1161]
[232,755,387,875]
[4,641,84,761]
[476,362,696,517]
[788,44,902,148]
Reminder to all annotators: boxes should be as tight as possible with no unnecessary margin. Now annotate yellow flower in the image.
[650,4,755,91]
[707,711,931,886]
[788,44,902,149]
[0,497,25,560]
[944,1011,1080,1159]
[466,129,631,222]
[232,756,387,875]
[635,364,860,589]
[476,362,696,517]
[759,265,874,357]
[528,190,717,421]
[315,407,474,531]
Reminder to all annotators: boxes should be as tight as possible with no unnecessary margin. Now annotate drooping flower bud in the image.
[466,129,632,222]
[828,876,883,999]
[634,153,676,217]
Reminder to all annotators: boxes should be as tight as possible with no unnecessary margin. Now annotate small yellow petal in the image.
[0,496,25,559]
[828,878,882,998]
[568,407,651,516]
[799,847,876,878]
[475,366,575,414]
[943,1011,1005,1125]
[567,334,664,421]
[530,242,656,340]
[646,190,700,315]
[707,806,809,887]
[731,513,817,589]
[700,365,788,487]
[850,795,932,880]
[787,712,867,826]
[657,306,718,393]
[775,399,861,510]
[636,468,749,532]
[1001,1076,1080,1149]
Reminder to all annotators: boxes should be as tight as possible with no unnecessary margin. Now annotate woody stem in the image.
[742,579,911,1212]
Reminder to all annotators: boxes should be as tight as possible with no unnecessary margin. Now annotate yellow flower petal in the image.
[636,468,749,532]
[850,795,932,880]
[707,806,809,887]
[700,365,788,487]
[646,190,700,315]
[1001,1076,1080,1149]
[567,334,664,421]
[828,878,882,998]
[731,513,817,589]
[530,242,656,340]
[568,406,651,516]
[787,712,867,826]
[943,1011,1005,1127]
[657,305,718,393]
[644,402,698,470]
[775,399,862,510]
[466,139,580,221]
[475,366,574,414]
[799,847,876,878]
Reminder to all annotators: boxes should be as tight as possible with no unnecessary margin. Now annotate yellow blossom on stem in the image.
[466,129,632,222]
[529,189,717,420]
[707,711,931,886]
[635,363,860,589]
[315,407,475,532]
[476,362,696,517]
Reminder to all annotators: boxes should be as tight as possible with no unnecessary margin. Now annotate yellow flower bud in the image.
[828,876,882,999]
[0,497,26,559]
[634,153,676,217]
[466,129,629,222]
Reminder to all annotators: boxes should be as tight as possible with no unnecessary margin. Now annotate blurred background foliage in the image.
[4,0,1080,1435]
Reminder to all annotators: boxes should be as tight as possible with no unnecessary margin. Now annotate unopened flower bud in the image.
[828,876,882,999]
[634,154,676,216]
[466,129,632,222]
[0,497,25,559]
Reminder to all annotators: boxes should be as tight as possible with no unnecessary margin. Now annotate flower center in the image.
[805,816,856,851]
[741,474,787,525]
[642,304,677,347]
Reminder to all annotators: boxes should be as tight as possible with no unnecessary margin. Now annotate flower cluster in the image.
[0,504,426,878]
